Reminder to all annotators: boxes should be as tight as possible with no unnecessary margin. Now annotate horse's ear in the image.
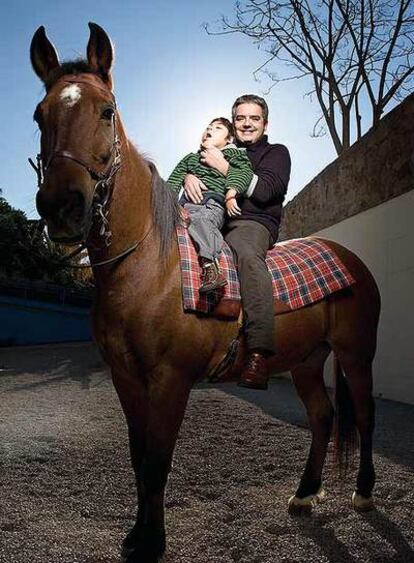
[87,22,114,89]
[30,26,60,84]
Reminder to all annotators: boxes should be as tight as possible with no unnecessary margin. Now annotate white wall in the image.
[314,189,414,404]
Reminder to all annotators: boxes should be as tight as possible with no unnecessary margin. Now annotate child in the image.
[168,117,253,294]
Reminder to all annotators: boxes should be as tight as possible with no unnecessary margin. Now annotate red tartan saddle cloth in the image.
[176,224,355,319]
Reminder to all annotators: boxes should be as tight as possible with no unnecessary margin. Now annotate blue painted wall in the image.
[0,295,92,346]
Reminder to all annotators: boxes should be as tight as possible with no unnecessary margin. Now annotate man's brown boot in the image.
[199,261,227,294]
[238,352,269,390]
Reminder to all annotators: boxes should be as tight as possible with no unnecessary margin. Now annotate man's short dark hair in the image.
[210,117,234,139]
[231,95,269,123]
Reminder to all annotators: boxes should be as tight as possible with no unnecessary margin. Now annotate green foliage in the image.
[0,195,82,286]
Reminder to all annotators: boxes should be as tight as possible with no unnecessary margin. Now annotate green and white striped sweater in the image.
[167,144,253,202]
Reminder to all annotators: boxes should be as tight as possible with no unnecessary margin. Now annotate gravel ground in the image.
[0,342,413,563]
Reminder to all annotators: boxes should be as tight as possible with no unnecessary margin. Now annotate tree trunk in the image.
[342,109,351,151]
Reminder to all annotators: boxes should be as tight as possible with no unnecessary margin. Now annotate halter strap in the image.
[68,225,152,268]
[46,150,114,181]
[62,77,116,102]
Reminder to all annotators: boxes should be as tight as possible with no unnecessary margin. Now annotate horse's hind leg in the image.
[334,354,376,511]
[288,343,333,515]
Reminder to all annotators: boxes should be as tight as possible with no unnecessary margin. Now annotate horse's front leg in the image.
[119,366,192,563]
[110,370,149,552]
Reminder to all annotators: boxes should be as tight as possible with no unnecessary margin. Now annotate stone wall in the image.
[279,93,414,240]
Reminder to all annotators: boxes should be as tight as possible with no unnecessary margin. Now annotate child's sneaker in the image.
[199,261,227,294]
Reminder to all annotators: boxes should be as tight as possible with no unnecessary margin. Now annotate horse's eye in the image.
[101,107,115,120]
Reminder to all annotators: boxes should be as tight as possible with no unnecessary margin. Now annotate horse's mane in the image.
[44,60,181,258]
[147,161,181,259]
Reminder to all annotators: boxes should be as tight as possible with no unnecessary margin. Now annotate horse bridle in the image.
[29,78,145,268]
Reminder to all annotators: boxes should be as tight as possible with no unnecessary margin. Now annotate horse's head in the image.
[31,23,119,244]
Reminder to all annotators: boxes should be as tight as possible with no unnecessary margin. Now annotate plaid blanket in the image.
[176,224,355,316]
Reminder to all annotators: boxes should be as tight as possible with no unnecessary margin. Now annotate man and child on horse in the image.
[168,94,291,391]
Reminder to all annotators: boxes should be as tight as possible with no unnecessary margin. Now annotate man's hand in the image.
[183,174,207,204]
[200,146,230,175]
[225,188,242,217]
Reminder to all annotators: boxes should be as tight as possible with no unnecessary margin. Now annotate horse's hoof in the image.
[288,497,312,516]
[120,546,135,563]
[352,491,375,512]
[288,488,325,516]
[121,548,163,563]
[121,525,166,563]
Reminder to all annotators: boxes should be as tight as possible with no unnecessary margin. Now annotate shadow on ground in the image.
[0,342,108,391]
[2,342,413,471]
[200,378,414,472]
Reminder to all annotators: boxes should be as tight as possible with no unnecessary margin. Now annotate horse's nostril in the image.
[58,190,86,222]
[36,189,86,224]
[36,190,53,219]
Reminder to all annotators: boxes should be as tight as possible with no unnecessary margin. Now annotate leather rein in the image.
[29,78,148,268]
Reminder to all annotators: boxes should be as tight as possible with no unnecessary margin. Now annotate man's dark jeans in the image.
[225,220,274,354]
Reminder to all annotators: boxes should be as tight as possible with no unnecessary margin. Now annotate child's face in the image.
[201,121,231,148]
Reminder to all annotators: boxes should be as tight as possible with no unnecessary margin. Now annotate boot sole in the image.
[237,380,268,390]
[198,280,228,294]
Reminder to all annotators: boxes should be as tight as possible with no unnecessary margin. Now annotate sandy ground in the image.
[0,342,413,563]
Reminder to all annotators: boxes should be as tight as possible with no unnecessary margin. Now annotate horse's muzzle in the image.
[36,188,91,243]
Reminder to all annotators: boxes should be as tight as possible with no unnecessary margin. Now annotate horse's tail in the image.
[333,355,357,477]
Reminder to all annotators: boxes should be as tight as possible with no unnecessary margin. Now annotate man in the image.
[184,95,291,390]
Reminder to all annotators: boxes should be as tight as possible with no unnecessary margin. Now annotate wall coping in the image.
[279,93,414,240]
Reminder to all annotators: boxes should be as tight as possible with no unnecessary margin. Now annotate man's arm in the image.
[224,149,254,194]
[248,145,291,205]
[201,144,291,203]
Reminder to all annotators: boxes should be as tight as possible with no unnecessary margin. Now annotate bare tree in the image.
[207,0,414,155]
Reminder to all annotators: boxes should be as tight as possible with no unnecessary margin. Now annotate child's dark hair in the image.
[210,117,234,139]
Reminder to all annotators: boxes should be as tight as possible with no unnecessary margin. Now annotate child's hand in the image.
[225,190,241,217]
[178,205,191,227]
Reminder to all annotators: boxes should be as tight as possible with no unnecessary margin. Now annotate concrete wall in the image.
[278,93,414,404]
[280,93,414,241]
[0,296,92,346]
[315,189,414,404]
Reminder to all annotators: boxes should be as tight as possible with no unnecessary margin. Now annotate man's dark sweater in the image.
[228,135,291,243]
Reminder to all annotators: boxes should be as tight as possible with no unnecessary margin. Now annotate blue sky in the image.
[1,0,341,216]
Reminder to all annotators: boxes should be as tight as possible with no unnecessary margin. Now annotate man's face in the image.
[233,102,267,144]
[201,121,231,149]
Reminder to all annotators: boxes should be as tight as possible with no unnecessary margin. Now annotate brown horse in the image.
[30,23,380,563]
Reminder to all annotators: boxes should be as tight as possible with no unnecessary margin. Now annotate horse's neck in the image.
[89,136,162,288]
